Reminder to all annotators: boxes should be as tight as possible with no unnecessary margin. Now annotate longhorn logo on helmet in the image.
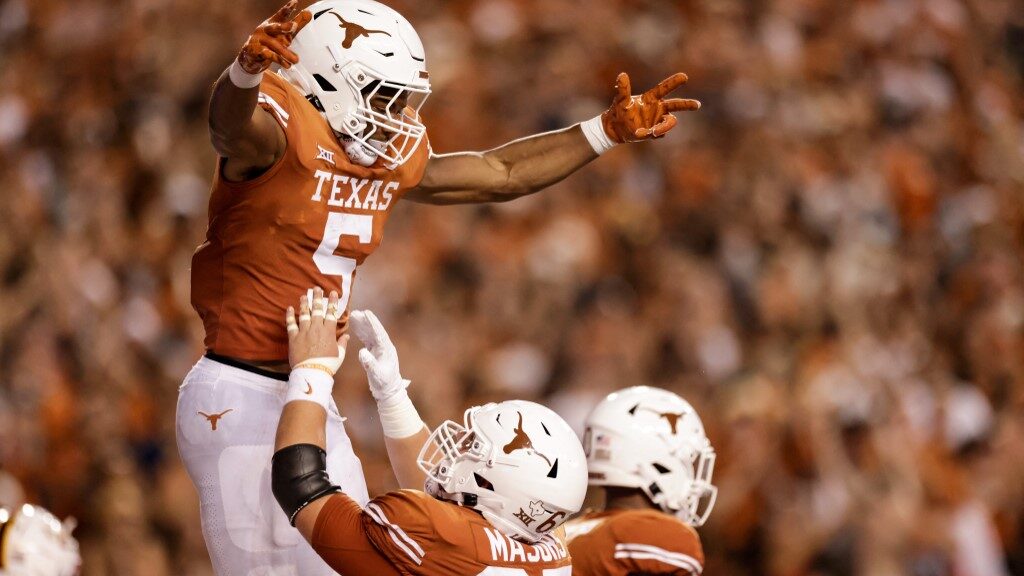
[502,412,553,466]
[328,13,392,49]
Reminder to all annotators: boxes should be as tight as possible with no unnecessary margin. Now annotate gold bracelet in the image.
[297,363,335,377]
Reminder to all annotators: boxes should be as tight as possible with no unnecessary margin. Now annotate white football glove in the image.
[349,310,410,405]
[350,310,425,439]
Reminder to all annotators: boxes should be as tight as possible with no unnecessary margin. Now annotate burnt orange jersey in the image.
[565,509,704,576]
[192,71,429,361]
[312,489,573,576]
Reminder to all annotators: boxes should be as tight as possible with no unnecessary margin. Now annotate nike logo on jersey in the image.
[304,380,313,395]
[310,169,398,212]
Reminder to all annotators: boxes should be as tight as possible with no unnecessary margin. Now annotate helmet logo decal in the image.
[502,412,553,466]
[512,500,555,528]
[198,409,233,431]
[528,500,551,518]
[634,405,685,434]
[658,412,684,434]
[328,13,392,49]
[513,508,535,526]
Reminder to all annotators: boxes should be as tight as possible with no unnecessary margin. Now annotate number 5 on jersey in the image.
[313,212,373,312]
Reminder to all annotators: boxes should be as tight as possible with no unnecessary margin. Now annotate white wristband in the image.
[580,115,618,155]
[229,60,263,89]
[376,384,426,439]
[285,361,339,410]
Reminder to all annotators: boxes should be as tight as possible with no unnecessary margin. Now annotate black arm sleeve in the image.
[271,443,341,526]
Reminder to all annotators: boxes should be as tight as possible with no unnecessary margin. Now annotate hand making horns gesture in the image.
[600,72,701,142]
[237,0,313,74]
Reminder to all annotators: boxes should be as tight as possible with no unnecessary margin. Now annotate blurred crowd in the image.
[2,0,1023,574]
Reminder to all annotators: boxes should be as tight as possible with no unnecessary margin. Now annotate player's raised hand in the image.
[600,72,701,142]
[349,310,410,404]
[286,287,348,370]
[238,0,313,74]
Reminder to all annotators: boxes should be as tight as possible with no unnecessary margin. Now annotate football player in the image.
[0,504,80,576]
[271,289,586,575]
[564,387,718,575]
[179,0,699,572]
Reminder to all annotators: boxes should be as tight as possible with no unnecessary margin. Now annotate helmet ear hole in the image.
[652,462,671,474]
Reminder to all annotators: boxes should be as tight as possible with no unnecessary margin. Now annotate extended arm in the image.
[405,72,700,205]
[404,126,597,205]
[272,288,349,539]
[349,310,430,490]
[208,0,309,182]
[272,290,406,576]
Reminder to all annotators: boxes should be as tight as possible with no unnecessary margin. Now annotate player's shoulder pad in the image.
[366,489,435,526]
[363,490,440,566]
[376,489,476,545]
[606,509,704,560]
[255,71,294,129]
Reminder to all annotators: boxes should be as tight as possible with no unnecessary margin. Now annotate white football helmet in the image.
[418,400,588,543]
[279,0,430,167]
[0,504,80,576]
[585,386,717,526]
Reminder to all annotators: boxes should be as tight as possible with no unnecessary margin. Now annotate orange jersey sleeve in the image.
[192,72,430,361]
[311,493,403,575]
[316,489,572,575]
[566,510,704,576]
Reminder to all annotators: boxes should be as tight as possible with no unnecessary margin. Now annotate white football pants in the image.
[176,356,369,576]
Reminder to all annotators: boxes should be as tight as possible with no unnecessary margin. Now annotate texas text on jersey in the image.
[311,489,572,576]
[564,509,704,576]
[192,69,429,361]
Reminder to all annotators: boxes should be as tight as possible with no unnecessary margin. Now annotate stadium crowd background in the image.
[1,0,1023,573]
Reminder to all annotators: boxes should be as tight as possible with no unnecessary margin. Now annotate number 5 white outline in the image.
[312,212,374,313]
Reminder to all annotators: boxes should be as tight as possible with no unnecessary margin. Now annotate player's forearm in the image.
[409,125,598,205]
[275,400,328,451]
[273,401,335,540]
[374,389,429,489]
[384,426,430,490]
[482,125,598,200]
[348,310,430,489]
